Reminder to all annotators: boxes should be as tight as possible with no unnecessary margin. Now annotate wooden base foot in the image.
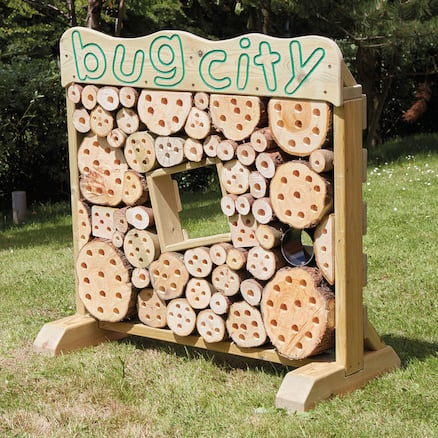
[33,314,128,357]
[276,346,400,412]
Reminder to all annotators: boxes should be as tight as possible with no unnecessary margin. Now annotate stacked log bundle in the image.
[70,84,342,357]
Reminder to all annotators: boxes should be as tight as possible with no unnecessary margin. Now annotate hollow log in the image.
[167,298,196,336]
[123,228,160,268]
[81,84,99,110]
[249,171,268,199]
[220,159,250,195]
[270,161,333,229]
[247,246,286,281]
[149,252,189,300]
[193,92,209,110]
[309,149,334,173]
[137,90,192,136]
[67,83,83,104]
[111,230,125,248]
[97,86,120,111]
[197,310,227,343]
[72,108,91,133]
[183,246,212,278]
[261,266,335,359]
[131,267,150,289]
[251,197,275,224]
[137,288,167,328]
[183,137,204,162]
[226,301,267,347]
[203,134,221,158]
[209,291,234,315]
[90,105,114,137]
[228,213,258,248]
[255,222,284,249]
[126,206,154,230]
[124,131,157,173]
[76,240,135,322]
[216,139,238,161]
[184,107,211,139]
[235,193,254,216]
[268,99,331,156]
[113,207,129,233]
[313,213,335,285]
[226,247,248,271]
[116,107,140,134]
[220,194,237,217]
[236,142,256,166]
[209,242,234,266]
[212,264,246,297]
[107,128,127,148]
[250,127,275,152]
[185,278,214,310]
[91,205,116,240]
[119,86,139,108]
[122,170,148,206]
[210,94,262,141]
[240,278,264,306]
[255,150,287,179]
[76,200,92,250]
[155,136,185,167]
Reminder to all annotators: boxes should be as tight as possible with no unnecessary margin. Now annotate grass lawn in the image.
[0,134,437,437]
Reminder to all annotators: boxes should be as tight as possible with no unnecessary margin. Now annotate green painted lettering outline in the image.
[285,41,325,95]
[149,35,185,87]
[199,50,231,91]
[113,44,145,84]
[253,41,280,92]
[72,30,106,81]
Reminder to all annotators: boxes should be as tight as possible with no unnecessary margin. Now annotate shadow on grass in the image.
[368,133,438,164]
[382,334,438,368]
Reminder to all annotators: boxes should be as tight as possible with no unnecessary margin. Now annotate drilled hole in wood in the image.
[298,211,305,218]
[266,299,274,307]
[309,297,316,305]
[85,293,91,300]
[285,209,292,217]
[294,300,302,308]
[280,303,288,311]
[99,290,106,297]
[97,307,103,313]
[295,120,302,128]
[271,319,277,327]
[311,204,318,212]
[313,108,320,116]
[84,277,90,284]
[98,271,105,278]
[278,334,285,343]
[277,120,284,128]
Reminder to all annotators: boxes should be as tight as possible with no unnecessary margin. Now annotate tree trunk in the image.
[86,0,102,30]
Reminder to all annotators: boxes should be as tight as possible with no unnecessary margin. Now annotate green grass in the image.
[1,134,437,437]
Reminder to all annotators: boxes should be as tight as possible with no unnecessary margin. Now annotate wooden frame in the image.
[34,27,400,411]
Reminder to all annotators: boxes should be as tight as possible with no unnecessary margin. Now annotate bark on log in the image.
[249,171,268,199]
[149,252,189,300]
[72,108,91,133]
[91,205,116,240]
[183,137,204,162]
[76,240,134,322]
[122,170,148,206]
[270,161,333,229]
[246,246,286,281]
[193,92,209,110]
[113,207,129,233]
[67,83,83,104]
[97,86,120,111]
[124,131,157,173]
[167,298,196,336]
[268,99,331,156]
[216,139,238,161]
[251,197,275,224]
[261,266,335,359]
[126,206,154,230]
[203,134,221,158]
[210,94,262,141]
[77,200,92,250]
[236,142,256,166]
[226,247,248,271]
[116,107,140,135]
[226,301,267,347]
[228,213,258,248]
[185,278,214,310]
[212,264,246,297]
[220,159,250,195]
[240,278,264,306]
[81,85,99,110]
[107,128,127,148]
[155,136,185,167]
[137,288,167,328]
[209,242,234,266]
[123,228,160,268]
[184,107,211,139]
[313,213,335,285]
[220,194,237,217]
[90,105,114,137]
[131,267,150,289]
[183,246,212,278]
[209,291,233,315]
[235,193,254,216]
[309,149,334,173]
[255,150,287,179]
[250,127,275,152]
[119,86,139,108]
[196,310,227,343]
[137,90,192,136]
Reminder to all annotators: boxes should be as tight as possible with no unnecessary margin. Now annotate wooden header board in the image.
[60,27,344,106]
